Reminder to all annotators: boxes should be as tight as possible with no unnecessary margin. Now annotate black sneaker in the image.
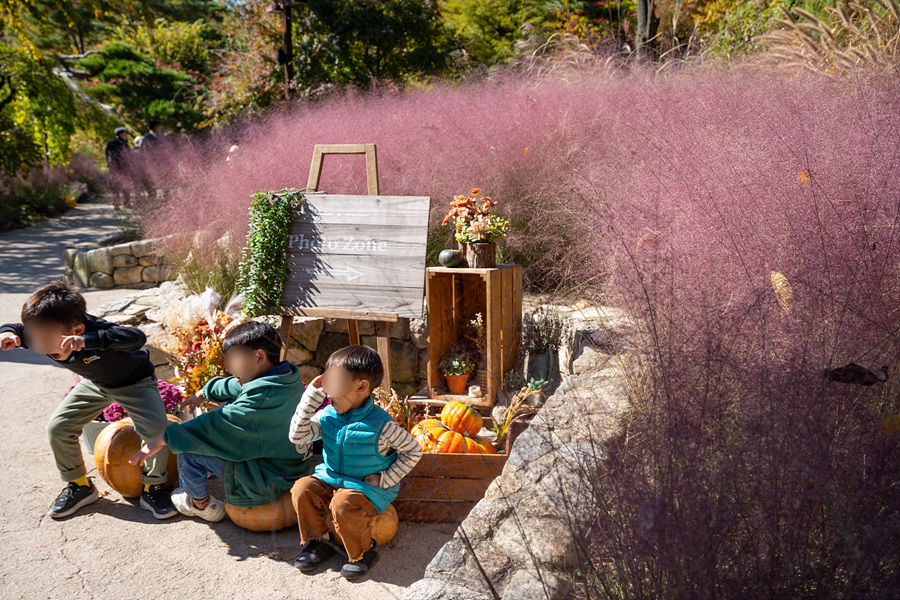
[140,484,178,519]
[292,538,337,573]
[49,478,100,519]
[340,542,378,580]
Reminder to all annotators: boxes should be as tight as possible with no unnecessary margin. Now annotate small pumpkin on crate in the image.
[410,403,498,455]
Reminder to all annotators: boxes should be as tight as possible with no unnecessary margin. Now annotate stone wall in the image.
[281,316,430,395]
[402,305,636,600]
[64,238,176,289]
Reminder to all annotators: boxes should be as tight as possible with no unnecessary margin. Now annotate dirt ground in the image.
[0,199,452,600]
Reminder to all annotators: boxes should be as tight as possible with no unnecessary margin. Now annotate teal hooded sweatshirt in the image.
[163,363,311,507]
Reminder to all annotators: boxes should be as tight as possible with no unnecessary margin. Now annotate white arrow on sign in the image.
[305,265,364,282]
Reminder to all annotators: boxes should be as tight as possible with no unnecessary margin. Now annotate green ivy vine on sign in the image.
[236,189,305,317]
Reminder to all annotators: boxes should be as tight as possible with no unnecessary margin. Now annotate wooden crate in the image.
[426,264,523,409]
[394,453,508,523]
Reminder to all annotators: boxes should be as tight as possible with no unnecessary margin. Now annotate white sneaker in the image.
[170,487,226,522]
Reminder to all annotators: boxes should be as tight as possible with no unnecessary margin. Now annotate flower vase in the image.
[464,242,497,269]
[445,373,470,395]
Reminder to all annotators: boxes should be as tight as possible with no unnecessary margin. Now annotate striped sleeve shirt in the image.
[288,385,422,489]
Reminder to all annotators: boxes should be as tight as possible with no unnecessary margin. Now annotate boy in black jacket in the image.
[0,281,176,519]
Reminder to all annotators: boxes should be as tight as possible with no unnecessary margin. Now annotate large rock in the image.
[142,265,174,283]
[114,266,144,285]
[85,247,112,275]
[129,239,157,257]
[410,318,429,349]
[108,242,134,257]
[139,254,165,266]
[289,317,325,351]
[324,318,375,336]
[389,318,411,340]
[72,250,91,287]
[112,254,138,268]
[63,248,79,269]
[296,364,322,384]
[314,331,351,367]
[286,346,314,365]
[359,337,418,382]
[88,272,114,289]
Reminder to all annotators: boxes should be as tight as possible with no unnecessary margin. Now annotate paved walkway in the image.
[0,199,450,599]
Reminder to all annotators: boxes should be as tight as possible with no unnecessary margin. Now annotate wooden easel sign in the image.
[280,193,431,319]
[276,143,431,390]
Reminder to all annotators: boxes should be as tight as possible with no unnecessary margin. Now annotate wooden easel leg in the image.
[277,315,294,362]
[348,320,360,345]
[376,321,392,392]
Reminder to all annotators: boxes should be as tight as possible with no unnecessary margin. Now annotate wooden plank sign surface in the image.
[280,193,431,320]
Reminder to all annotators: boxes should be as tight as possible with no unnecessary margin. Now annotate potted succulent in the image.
[442,188,510,268]
[440,353,476,395]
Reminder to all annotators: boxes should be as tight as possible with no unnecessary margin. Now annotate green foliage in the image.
[298,0,454,87]
[522,307,564,354]
[236,189,304,318]
[697,0,801,60]
[503,369,527,391]
[442,0,542,64]
[440,353,476,375]
[0,45,91,176]
[79,41,204,130]
[123,18,213,74]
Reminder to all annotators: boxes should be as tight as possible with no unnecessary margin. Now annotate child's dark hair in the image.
[21,280,86,327]
[327,345,384,392]
[222,321,282,365]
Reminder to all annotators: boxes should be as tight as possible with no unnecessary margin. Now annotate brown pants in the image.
[291,476,377,561]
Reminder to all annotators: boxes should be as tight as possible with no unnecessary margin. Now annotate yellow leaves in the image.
[770,271,793,313]
[799,169,811,185]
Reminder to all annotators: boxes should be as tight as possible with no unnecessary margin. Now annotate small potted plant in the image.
[440,353,476,395]
[442,188,510,268]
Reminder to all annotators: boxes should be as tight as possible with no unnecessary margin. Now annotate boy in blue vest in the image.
[288,345,422,580]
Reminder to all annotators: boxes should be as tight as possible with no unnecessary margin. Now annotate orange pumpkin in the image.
[462,435,498,455]
[440,401,483,436]
[411,419,448,452]
[225,491,298,532]
[326,503,398,547]
[94,414,181,498]
[433,428,470,453]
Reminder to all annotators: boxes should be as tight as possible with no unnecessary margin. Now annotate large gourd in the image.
[440,401,483,436]
[225,492,298,532]
[93,414,181,498]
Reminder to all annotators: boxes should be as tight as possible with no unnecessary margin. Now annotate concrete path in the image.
[0,199,451,599]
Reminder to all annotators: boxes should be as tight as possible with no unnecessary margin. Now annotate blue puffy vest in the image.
[313,396,399,513]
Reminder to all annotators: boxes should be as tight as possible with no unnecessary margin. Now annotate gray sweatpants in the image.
[47,376,169,485]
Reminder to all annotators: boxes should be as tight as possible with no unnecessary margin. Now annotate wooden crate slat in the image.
[394,500,478,523]
[397,476,493,502]
[408,453,507,479]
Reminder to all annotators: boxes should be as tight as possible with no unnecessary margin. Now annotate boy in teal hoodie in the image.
[131,321,311,521]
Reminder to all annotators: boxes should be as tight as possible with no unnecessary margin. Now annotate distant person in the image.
[105,126,131,210]
[141,120,162,150]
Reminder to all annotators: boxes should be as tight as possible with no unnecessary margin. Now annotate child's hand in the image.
[363,474,381,487]
[129,434,166,467]
[60,335,85,353]
[180,389,205,411]
[309,374,324,391]
[0,332,20,350]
